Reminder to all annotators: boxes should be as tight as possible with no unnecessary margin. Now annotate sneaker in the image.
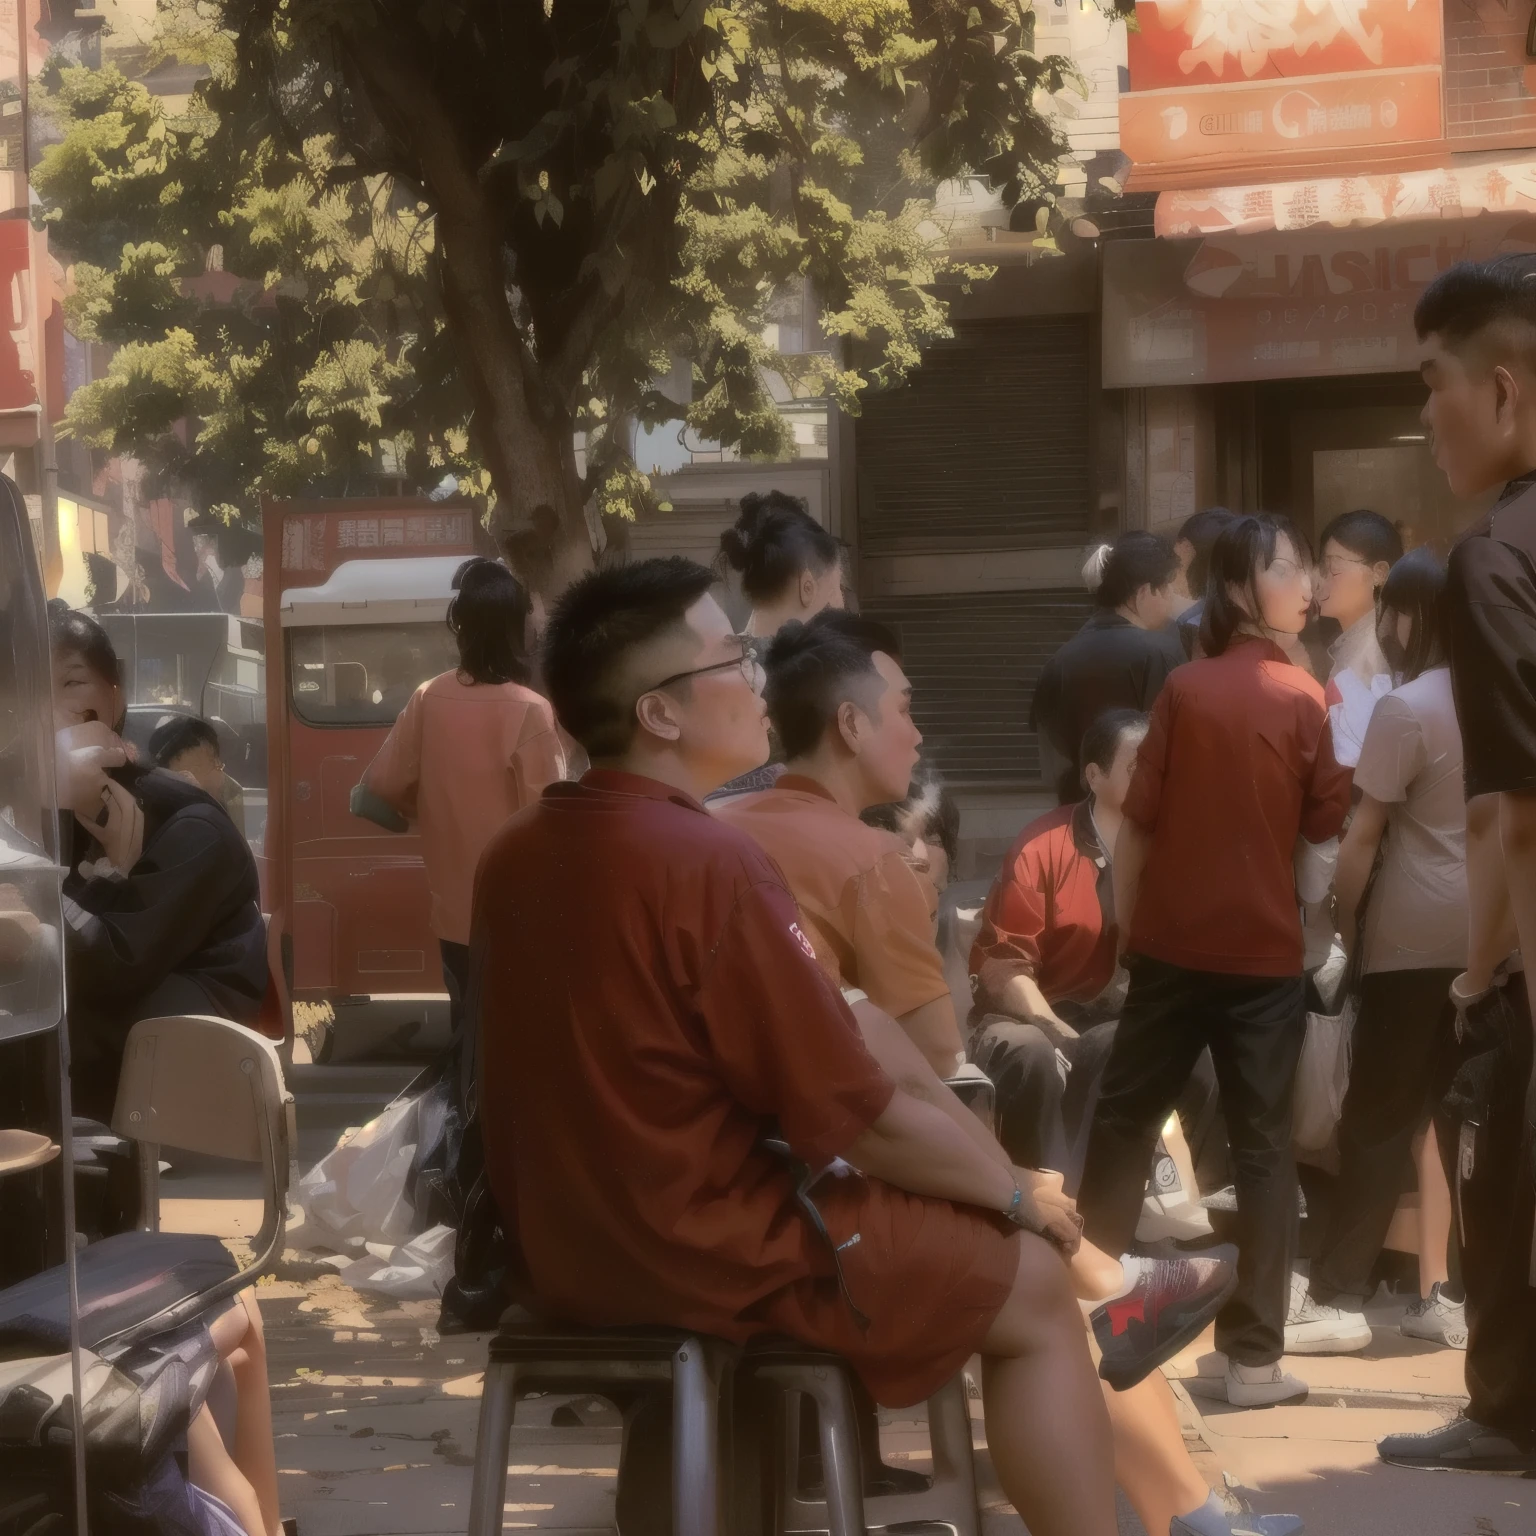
[1400,1283,1467,1349]
[1378,1413,1536,1472]
[1092,1246,1238,1391]
[1169,1491,1304,1535]
[1223,1359,1309,1408]
[1284,1277,1371,1355]
[1138,1186,1215,1242]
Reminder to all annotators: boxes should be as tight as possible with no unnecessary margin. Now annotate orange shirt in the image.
[1122,637,1352,977]
[474,770,895,1336]
[363,671,566,944]
[713,775,949,1020]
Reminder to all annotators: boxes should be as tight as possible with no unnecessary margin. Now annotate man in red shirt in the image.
[473,557,1117,1536]
[1078,515,1353,1410]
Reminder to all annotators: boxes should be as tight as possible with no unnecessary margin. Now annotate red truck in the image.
[261,497,490,1061]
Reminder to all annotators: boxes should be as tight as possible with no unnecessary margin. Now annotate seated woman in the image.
[50,606,266,1123]
[969,709,1225,1204]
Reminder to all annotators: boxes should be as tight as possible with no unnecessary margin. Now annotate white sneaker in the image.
[1137,1189,1215,1242]
[1285,1290,1372,1354]
[1224,1359,1310,1408]
[1401,1283,1468,1349]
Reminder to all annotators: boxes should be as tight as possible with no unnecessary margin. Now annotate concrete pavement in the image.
[163,1185,1534,1536]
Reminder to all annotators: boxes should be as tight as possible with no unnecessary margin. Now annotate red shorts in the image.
[751,1176,1020,1407]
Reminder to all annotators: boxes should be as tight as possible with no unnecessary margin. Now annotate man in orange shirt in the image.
[474,558,1118,1536]
[713,613,960,1076]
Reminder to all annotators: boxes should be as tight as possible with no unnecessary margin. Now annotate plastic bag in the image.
[338,1223,457,1300]
[1293,996,1355,1155]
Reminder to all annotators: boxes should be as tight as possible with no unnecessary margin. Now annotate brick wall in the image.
[1446,0,1536,144]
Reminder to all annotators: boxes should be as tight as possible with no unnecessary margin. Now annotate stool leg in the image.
[466,1359,517,1536]
[925,1375,981,1536]
[672,1337,730,1536]
[780,1365,865,1536]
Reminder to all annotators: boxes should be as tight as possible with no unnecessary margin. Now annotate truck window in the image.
[289,624,459,726]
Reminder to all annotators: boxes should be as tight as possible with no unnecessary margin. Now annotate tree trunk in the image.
[338,26,594,600]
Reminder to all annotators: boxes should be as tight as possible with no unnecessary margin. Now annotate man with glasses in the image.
[471,557,1121,1536]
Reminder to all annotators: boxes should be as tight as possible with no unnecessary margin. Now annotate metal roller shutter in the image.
[857,316,1093,553]
[861,589,1094,785]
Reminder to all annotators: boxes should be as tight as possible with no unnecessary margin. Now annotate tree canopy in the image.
[38,0,1099,593]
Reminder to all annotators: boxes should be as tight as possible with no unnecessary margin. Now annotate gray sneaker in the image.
[1284,1282,1371,1354]
[1378,1413,1536,1471]
[1400,1282,1467,1349]
[1169,1491,1303,1534]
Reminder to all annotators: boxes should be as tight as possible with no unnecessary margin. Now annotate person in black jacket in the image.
[50,606,266,1121]
[1031,531,1185,803]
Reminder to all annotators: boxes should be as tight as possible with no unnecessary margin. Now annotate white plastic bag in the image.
[338,1223,457,1299]
[1293,997,1355,1155]
[285,1094,421,1256]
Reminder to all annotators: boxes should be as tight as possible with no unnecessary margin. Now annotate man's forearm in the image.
[844,1088,1017,1213]
[850,999,1009,1169]
[1467,793,1517,989]
[992,972,1076,1041]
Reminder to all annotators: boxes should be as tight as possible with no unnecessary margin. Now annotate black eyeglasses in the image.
[642,641,761,695]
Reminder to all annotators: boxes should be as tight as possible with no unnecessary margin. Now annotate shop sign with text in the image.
[1121,0,1444,175]
[1102,214,1536,386]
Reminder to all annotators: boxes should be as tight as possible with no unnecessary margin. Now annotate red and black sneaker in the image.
[1091,1245,1238,1391]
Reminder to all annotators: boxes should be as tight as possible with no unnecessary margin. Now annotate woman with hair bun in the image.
[1031,530,1185,803]
[707,490,845,800]
[717,488,845,638]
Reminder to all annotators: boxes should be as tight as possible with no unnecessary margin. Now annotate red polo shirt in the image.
[1121,637,1351,977]
[472,769,1019,1406]
[969,799,1117,1010]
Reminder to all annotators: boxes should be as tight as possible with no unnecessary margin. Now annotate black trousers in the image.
[1442,973,1536,1439]
[967,1018,1068,1173]
[1312,967,1462,1305]
[969,1014,1229,1196]
[1078,955,1307,1366]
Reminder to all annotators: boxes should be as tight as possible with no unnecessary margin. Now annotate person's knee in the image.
[983,1232,1082,1357]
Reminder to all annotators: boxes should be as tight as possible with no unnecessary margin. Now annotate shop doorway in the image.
[1257,375,1495,556]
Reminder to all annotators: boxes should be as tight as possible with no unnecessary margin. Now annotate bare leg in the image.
[187,1402,266,1536]
[981,1231,1117,1536]
[208,1290,282,1536]
[1416,1124,1452,1295]
[1103,1370,1211,1536]
[1070,1239,1125,1303]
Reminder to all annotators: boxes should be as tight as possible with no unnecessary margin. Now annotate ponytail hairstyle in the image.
[1094,531,1179,611]
[1199,513,1311,657]
[717,490,841,605]
[448,559,533,686]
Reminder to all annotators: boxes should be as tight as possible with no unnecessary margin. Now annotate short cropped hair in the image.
[1080,708,1148,788]
[148,713,220,767]
[541,557,717,757]
[1415,255,1536,356]
[764,609,903,759]
[1094,531,1179,610]
[1318,508,1403,570]
[48,604,120,686]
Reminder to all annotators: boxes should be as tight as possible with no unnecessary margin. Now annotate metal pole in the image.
[54,1011,90,1536]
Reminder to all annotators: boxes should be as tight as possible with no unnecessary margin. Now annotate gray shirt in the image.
[1353,667,1468,974]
